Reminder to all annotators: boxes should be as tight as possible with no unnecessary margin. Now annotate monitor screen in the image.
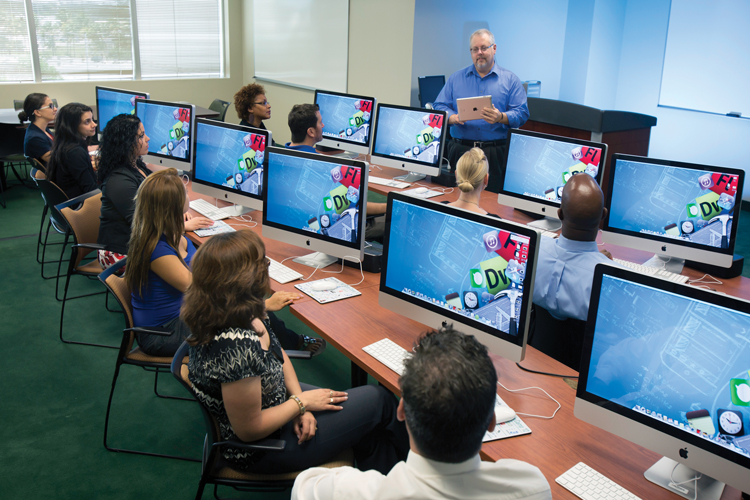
[603,154,743,267]
[370,104,447,176]
[498,129,608,222]
[262,147,368,260]
[191,118,270,212]
[135,99,194,168]
[314,90,376,155]
[576,264,750,494]
[95,86,149,134]
[379,192,539,361]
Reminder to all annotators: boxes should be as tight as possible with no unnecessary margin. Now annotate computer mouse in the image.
[495,406,517,423]
[413,187,429,194]
[310,280,339,292]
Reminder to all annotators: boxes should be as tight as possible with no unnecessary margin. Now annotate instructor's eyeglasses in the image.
[470,44,494,54]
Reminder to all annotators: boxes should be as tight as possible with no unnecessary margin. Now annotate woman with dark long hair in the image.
[19,93,56,165]
[96,114,213,270]
[46,102,97,198]
[183,230,408,474]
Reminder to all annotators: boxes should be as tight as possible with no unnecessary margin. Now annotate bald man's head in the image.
[558,173,606,241]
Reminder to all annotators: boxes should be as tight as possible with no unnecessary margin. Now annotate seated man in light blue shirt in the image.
[291,326,552,500]
[533,173,618,321]
[433,28,529,193]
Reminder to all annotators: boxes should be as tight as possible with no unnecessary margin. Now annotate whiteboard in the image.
[253,0,349,92]
[659,0,750,116]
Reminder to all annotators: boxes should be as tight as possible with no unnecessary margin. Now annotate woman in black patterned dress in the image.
[183,230,408,474]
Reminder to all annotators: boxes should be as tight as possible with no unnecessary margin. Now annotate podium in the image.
[520,98,657,193]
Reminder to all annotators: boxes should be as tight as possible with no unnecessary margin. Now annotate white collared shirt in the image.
[291,450,552,500]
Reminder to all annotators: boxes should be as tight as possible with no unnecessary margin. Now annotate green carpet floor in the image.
[2,168,749,499]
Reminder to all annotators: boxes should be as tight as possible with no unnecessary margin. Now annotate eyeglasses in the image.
[254,100,270,106]
[38,103,58,110]
[469,44,494,54]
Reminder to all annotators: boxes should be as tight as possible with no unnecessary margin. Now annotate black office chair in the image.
[207,99,230,122]
[36,177,71,279]
[417,75,446,108]
[528,305,587,372]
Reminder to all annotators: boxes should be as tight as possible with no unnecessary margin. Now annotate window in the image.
[0,0,223,83]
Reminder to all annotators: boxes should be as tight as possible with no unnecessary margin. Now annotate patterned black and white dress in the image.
[188,321,286,468]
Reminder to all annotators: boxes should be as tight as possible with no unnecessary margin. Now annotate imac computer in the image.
[314,90,376,158]
[135,99,195,171]
[576,264,750,499]
[379,192,540,362]
[370,103,447,183]
[95,86,149,139]
[191,118,270,216]
[603,154,744,272]
[498,129,609,231]
[262,147,368,268]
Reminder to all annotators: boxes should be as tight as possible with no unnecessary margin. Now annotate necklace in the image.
[458,197,480,207]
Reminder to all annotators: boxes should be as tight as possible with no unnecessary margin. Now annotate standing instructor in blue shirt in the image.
[433,29,529,193]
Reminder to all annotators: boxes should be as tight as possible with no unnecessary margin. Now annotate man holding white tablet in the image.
[433,28,529,192]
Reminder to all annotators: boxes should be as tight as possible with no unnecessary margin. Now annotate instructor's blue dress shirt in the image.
[433,62,529,142]
[532,235,619,321]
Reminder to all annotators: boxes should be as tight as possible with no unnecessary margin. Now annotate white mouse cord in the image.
[497,381,561,419]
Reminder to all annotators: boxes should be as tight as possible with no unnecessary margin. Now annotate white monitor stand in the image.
[644,457,724,500]
[292,252,338,269]
[526,217,562,232]
[394,172,426,183]
[641,254,685,274]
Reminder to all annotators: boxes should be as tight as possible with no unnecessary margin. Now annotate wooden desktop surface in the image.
[184,164,745,500]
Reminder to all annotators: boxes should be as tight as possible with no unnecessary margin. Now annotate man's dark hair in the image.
[400,325,497,463]
[288,103,319,143]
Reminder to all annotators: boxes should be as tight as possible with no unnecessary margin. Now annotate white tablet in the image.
[457,95,492,122]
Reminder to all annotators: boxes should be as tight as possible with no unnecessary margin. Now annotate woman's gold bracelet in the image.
[289,394,305,415]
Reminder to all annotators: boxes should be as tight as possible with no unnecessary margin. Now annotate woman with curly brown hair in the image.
[234,83,272,129]
[183,230,408,474]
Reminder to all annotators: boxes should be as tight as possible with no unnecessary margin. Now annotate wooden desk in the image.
[184,162,745,499]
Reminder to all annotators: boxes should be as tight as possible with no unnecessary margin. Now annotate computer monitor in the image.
[370,103,448,183]
[314,90,376,158]
[576,264,750,499]
[135,99,195,171]
[417,75,445,108]
[379,192,540,362]
[603,154,743,271]
[262,147,369,267]
[498,129,609,230]
[191,118,270,216]
[95,86,149,139]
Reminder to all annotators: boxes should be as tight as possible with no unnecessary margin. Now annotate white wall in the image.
[242,0,415,146]
[0,2,245,113]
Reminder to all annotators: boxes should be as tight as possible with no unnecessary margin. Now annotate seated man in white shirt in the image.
[291,326,552,500]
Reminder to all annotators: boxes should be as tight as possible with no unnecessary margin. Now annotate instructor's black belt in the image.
[451,137,507,148]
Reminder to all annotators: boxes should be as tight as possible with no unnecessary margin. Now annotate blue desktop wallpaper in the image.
[265,154,363,243]
[194,124,266,196]
[317,93,374,145]
[586,275,750,459]
[137,103,191,160]
[504,133,602,203]
[97,90,146,132]
[385,200,531,336]
[609,160,739,249]
[372,107,444,165]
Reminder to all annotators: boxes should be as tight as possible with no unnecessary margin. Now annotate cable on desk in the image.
[280,255,322,282]
[497,381,561,420]
[229,211,258,228]
[688,273,722,286]
[669,462,701,500]
[515,362,578,379]
[413,182,453,195]
[322,255,365,286]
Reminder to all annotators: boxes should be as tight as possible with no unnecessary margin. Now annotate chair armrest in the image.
[285,349,313,360]
[55,189,101,211]
[212,438,286,453]
[124,326,173,337]
[72,243,107,251]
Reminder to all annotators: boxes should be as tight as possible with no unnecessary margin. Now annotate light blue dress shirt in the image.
[532,235,619,321]
[433,62,529,141]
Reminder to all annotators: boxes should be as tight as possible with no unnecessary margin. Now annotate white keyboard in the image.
[268,258,303,284]
[368,176,411,189]
[189,199,231,221]
[557,462,642,500]
[541,230,558,239]
[194,220,235,237]
[613,258,689,284]
[362,338,411,375]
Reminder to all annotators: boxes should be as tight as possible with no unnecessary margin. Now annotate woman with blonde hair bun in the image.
[447,147,499,217]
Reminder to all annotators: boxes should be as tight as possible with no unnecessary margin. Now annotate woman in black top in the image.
[47,103,98,198]
[19,93,56,165]
[234,83,278,146]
